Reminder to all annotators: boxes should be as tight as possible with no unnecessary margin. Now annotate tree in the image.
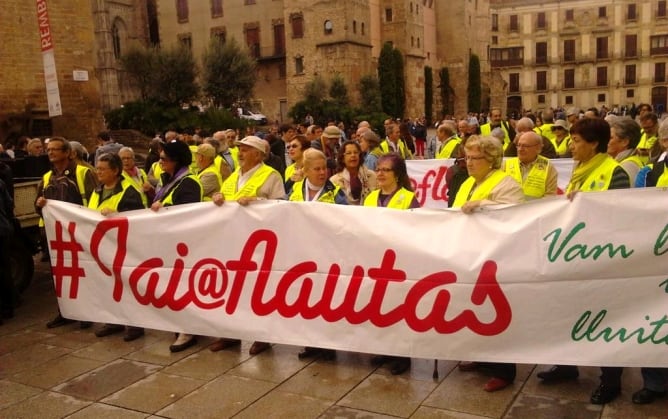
[202,37,257,108]
[424,66,433,125]
[358,75,382,113]
[329,74,349,107]
[467,54,481,113]
[149,46,199,105]
[392,48,405,118]
[121,45,198,105]
[378,42,397,117]
[439,67,453,118]
[120,47,157,100]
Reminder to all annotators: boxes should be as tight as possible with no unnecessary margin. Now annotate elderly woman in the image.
[538,118,630,405]
[151,140,203,353]
[452,135,524,213]
[194,143,223,201]
[119,146,151,205]
[27,138,44,156]
[607,118,643,186]
[363,153,419,376]
[453,135,523,392]
[90,153,146,342]
[359,129,383,171]
[288,148,347,360]
[330,140,377,205]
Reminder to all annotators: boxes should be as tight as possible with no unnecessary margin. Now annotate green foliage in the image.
[329,74,349,106]
[358,75,382,113]
[120,47,157,100]
[288,76,358,127]
[439,67,451,117]
[202,37,257,108]
[467,54,482,113]
[392,48,405,118]
[424,66,433,125]
[377,43,406,118]
[105,101,247,136]
[378,43,397,117]
[119,45,198,106]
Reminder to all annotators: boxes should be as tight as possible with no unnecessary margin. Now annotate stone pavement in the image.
[1,258,666,419]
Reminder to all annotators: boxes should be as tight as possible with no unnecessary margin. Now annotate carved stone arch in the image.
[111,17,128,60]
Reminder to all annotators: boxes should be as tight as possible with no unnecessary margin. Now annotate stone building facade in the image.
[156,0,492,123]
[0,0,149,147]
[490,0,668,115]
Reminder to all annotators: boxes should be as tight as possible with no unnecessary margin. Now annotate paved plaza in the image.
[0,258,666,419]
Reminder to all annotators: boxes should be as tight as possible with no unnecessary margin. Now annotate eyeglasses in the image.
[286,144,300,149]
[516,143,540,149]
[46,147,64,152]
[464,155,487,161]
[375,167,393,173]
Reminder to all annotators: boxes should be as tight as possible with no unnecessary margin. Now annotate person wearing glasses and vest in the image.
[453,135,524,393]
[537,117,630,405]
[35,136,97,330]
[502,131,558,200]
[210,136,284,356]
[150,139,203,353]
[90,153,146,342]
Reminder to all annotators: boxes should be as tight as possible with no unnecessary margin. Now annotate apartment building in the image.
[489,0,668,115]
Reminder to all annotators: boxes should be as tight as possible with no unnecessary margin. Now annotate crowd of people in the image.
[0,102,666,406]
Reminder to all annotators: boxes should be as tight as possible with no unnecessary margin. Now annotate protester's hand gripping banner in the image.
[44,187,668,367]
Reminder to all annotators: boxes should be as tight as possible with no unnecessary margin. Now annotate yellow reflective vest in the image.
[452,170,509,208]
[122,168,148,207]
[480,122,511,149]
[363,187,415,210]
[656,164,668,187]
[380,139,412,159]
[161,174,202,206]
[289,180,341,203]
[196,163,223,201]
[221,164,276,200]
[566,156,621,193]
[88,178,141,212]
[436,137,461,159]
[40,164,92,227]
[504,156,550,199]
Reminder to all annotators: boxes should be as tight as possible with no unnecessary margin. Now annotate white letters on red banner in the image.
[44,188,668,366]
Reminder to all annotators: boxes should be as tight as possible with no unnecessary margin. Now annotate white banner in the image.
[407,158,576,208]
[44,189,668,367]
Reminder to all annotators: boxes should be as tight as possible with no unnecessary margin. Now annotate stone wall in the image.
[0,1,105,148]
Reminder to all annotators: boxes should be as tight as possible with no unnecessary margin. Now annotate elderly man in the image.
[566,107,580,127]
[457,118,476,141]
[506,117,557,158]
[503,131,558,200]
[195,143,222,200]
[480,107,514,149]
[35,137,97,329]
[210,132,235,179]
[380,122,413,159]
[637,112,660,162]
[435,120,461,159]
[311,125,341,176]
[211,136,284,355]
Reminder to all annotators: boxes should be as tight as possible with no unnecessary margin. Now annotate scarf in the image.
[154,166,190,203]
[567,153,608,192]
